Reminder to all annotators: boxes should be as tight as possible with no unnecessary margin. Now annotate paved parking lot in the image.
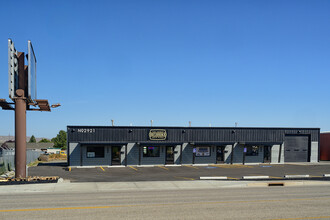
[28,162,330,182]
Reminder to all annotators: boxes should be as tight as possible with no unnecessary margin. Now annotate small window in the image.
[87,146,104,158]
[246,146,259,156]
[143,146,160,157]
[196,146,211,157]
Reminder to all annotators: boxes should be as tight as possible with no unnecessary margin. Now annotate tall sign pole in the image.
[0,39,53,179]
[14,51,27,178]
[15,89,26,178]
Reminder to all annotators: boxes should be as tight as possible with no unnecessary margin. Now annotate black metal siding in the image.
[67,126,320,144]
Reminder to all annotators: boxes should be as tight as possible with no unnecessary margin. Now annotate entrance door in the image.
[264,146,271,163]
[216,146,225,163]
[111,146,121,165]
[166,146,174,164]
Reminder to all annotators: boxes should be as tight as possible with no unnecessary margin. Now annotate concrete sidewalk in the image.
[1,179,330,195]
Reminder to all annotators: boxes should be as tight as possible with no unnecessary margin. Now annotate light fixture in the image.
[51,103,61,108]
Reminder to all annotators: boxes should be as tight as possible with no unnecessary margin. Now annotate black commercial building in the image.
[67,126,320,167]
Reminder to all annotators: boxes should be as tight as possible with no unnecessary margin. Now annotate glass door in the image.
[216,146,225,163]
[111,146,121,165]
[166,146,174,164]
[263,146,271,163]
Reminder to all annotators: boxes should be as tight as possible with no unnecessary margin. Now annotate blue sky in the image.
[0,0,330,138]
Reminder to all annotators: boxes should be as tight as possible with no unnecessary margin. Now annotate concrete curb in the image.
[200,177,228,180]
[243,176,269,179]
[285,175,310,178]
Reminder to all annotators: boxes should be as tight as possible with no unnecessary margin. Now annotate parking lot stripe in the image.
[174,176,195,180]
[128,166,138,171]
[212,164,253,168]
[269,176,284,179]
[157,166,169,171]
[227,177,239,180]
[182,177,195,180]
[100,166,105,171]
[183,165,199,169]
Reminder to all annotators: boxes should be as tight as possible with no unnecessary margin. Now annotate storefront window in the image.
[246,146,259,156]
[195,146,211,157]
[87,146,104,158]
[143,146,160,157]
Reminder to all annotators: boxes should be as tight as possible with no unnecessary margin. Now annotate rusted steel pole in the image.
[15,89,26,178]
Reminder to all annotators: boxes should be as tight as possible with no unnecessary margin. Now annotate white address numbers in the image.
[77,128,96,133]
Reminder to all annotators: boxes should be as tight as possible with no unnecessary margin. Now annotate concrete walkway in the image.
[1,179,330,195]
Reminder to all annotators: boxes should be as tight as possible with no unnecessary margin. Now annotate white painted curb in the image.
[323,174,330,177]
[285,175,310,178]
[242,176,269,179]
[200,177,228,180]
[137,165,155,167]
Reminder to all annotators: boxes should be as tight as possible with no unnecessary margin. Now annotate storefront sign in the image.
[196,147,210,157]
[149,129,167,140]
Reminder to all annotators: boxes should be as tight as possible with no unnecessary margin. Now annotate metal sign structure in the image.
[8,39,18,100]
[0,39,55,178]
[27,40,37,102]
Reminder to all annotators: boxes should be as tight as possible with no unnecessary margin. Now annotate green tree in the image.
[52,130,67,149]
[39,138,51,143]
[29,135,36,143]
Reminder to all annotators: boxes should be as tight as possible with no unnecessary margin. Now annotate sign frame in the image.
[8,39,18,100]
[27,40,37,102]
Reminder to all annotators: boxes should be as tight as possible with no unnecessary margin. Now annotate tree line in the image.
[28,130,67,150]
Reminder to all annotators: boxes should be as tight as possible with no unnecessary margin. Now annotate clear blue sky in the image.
[0,0,330,138]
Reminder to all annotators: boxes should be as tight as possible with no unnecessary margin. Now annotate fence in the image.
[0,149,42,175]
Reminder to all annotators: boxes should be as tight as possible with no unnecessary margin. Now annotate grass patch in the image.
[48,154,67,160]
[28,160,40,167]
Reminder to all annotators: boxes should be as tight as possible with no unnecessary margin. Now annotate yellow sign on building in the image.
[149,129,167,140]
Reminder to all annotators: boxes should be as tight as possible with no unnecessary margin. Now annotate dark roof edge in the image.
[67,125,320,130]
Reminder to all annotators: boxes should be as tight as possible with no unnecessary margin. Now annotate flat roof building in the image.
[67,126,320,167]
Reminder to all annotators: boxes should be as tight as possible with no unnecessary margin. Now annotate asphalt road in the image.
[28,162,330,182]
[1,185,330,219]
